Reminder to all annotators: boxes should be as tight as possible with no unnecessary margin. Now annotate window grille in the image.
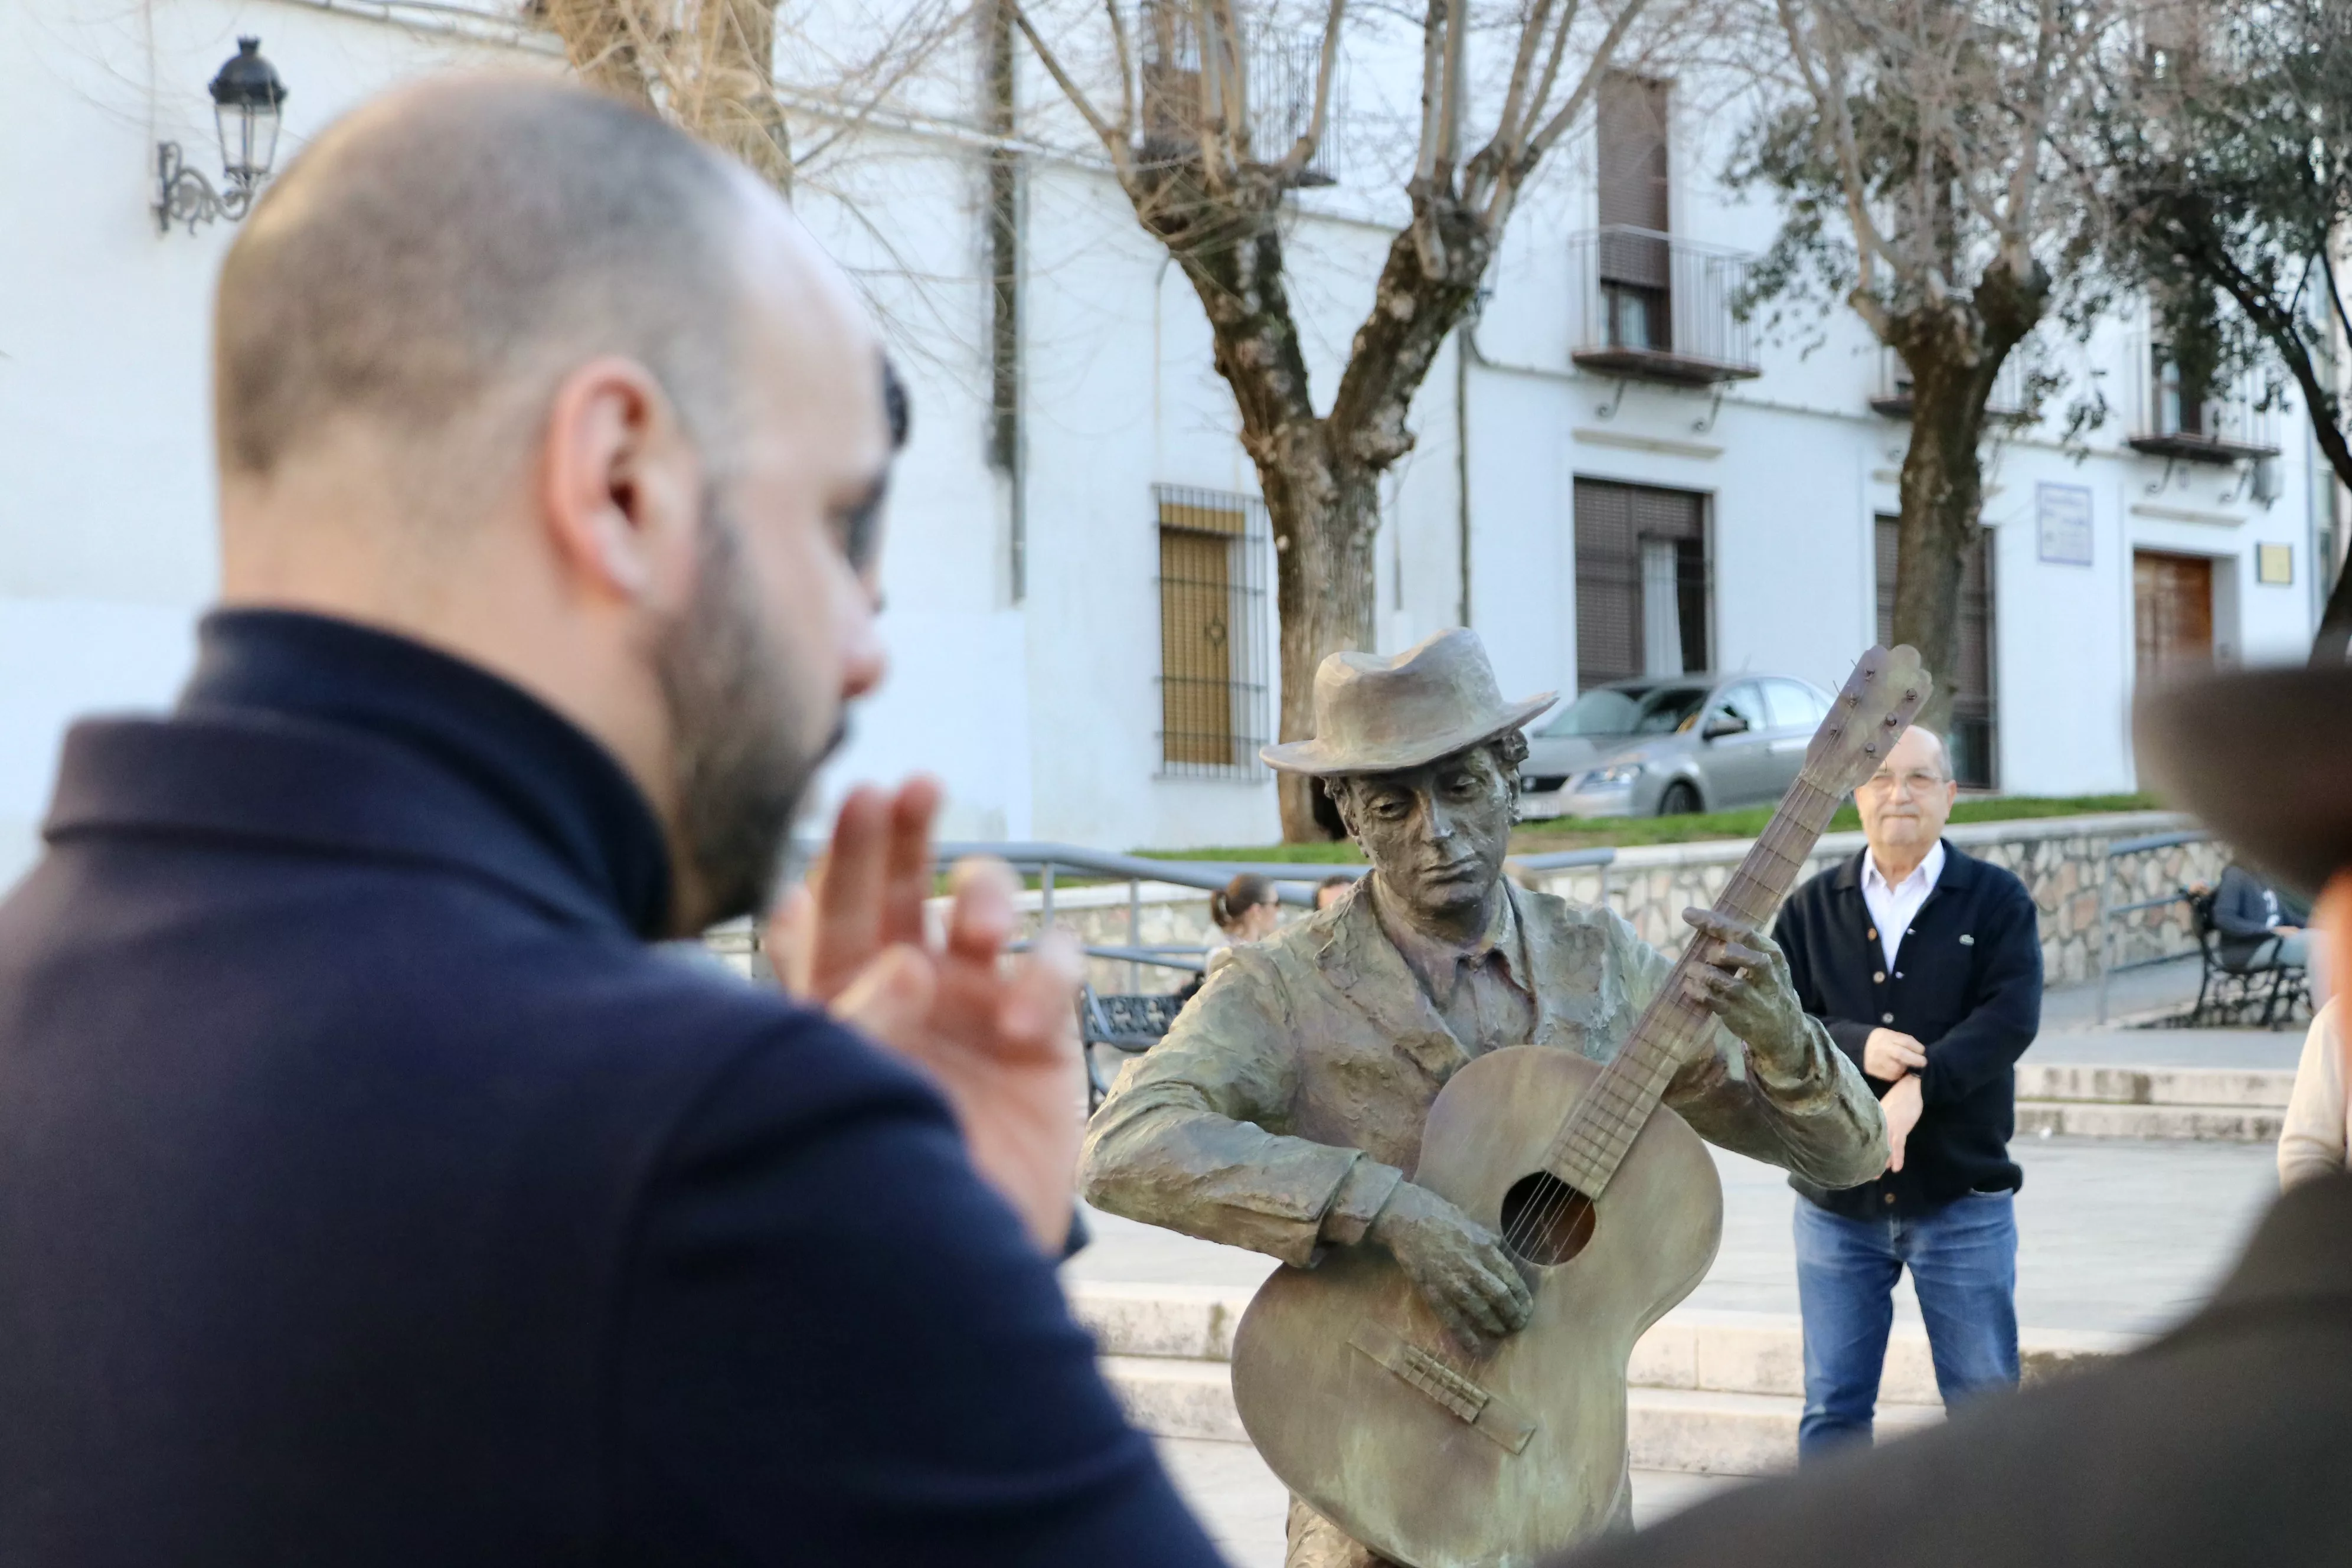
[1155,484,1272,778]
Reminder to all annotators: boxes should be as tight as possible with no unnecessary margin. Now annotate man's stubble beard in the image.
[651,494,842,932]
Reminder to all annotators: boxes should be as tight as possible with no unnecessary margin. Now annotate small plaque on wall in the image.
[2257,543,2294,585]
[2036,483,2093,566]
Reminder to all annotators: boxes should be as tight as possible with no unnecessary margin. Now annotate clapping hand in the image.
[765,776,1086,1253]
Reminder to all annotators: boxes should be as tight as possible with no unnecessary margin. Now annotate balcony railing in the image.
[1869,347,2028,423]
[1567,227,1760,386]
[1137,0,1341,185]
[2128,367,2280,463]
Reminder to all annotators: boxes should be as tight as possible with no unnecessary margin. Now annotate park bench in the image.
[2184,885,2311,1028]
[1077,987,1188,1112]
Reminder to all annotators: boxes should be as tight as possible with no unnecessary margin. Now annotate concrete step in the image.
[2016,1100,2284,1141]
[1097,1353,1944,1478]
[2018,1063,2294,1109]
[2014,1062,2292,1142]
[1626,1386,1939,1476]
[1073,1285,2135,1476]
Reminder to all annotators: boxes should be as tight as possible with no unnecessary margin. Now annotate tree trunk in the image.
[1265,452,1381,838]
[1886,365,1979,739]
[1879,261,2046,741]
[1139,166,1484,838]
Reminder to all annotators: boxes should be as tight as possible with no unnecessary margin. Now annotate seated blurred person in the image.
[1207,873,1282,956]
[2213,859,2309,971]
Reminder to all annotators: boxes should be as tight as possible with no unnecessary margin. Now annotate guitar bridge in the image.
[1348,1322,1536,1453]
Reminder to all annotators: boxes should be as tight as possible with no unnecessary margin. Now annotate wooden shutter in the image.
[1159,498,1245,767]
[1596,73,1669,233]
[1576,479,1707,690]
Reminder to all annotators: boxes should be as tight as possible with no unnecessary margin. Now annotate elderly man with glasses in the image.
[1768,724,2043,1461]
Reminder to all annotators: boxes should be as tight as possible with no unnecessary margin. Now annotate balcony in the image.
[1869,347,2028,423]
[1567,227,1760,386]
[2127,364,2279,463]
[1138,0,1342,186]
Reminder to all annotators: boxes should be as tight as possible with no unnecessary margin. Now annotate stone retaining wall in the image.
[713,811,2226,998]
[1522,811,2223,988]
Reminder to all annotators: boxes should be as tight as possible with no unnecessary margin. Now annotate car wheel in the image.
[1657,780,1701,816]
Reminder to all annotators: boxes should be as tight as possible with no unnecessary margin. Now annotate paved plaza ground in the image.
[1069,977,2301,1564]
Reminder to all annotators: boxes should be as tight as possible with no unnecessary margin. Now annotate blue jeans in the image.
[1793,1191,2018,1461]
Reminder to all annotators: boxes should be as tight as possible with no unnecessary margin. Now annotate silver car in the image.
[1518,673,1837,818]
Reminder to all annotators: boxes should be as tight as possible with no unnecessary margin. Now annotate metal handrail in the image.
[2095,829,2210,1023]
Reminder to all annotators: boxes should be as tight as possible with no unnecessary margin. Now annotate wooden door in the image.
[2134,550,2214,685]
[1159,518,1239,766]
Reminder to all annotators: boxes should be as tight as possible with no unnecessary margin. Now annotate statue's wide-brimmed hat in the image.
[1260,628,1557,776]
[2134,664,2352,899]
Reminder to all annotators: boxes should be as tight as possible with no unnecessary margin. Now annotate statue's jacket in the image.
[1081,881,1887,1266]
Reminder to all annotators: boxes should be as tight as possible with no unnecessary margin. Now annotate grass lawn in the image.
[1133,791,2166,863]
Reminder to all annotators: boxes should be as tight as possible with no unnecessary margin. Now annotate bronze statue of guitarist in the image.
[1081,630,1888,1568]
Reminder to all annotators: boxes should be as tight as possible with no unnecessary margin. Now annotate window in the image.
[2152,344,2211,439]
[1875,517,1997,789]
[1714,682,1766,732]
[1574,479,1709,690]
[1156,485,1271,776]
[1762,678,1827,730]
[1596,73,1671,351]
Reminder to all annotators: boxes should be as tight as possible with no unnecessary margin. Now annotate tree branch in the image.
[1491,0,1563,160]
[1774,0,1899,296]
[1104,0,1136,147]
[1006,1,1136,187]
[1520,0,1649,165]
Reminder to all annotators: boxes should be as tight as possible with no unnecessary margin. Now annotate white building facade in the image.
[3,0,2338,886]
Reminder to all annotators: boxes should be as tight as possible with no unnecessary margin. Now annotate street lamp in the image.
[155,38,289,236]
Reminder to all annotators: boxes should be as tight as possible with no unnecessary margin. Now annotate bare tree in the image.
[1009,0,1670,838]
[1734,0,2115,733]
[541,0,798,191]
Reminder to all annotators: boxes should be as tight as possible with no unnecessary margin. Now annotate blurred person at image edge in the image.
[0,78,1226,1567]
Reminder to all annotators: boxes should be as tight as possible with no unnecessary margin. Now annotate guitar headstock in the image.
[1802,645,1935,796]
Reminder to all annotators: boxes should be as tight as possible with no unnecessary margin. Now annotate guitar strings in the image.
[1497,773,1844,1259]
[1493,663,1926,1260]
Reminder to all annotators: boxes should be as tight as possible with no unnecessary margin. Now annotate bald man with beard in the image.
[0,79,1225,1567]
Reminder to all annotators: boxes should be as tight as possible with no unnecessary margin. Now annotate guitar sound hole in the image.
[1498,1171,1596,1266]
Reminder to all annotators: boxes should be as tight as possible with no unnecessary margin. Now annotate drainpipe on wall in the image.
[1455,324,1473,629]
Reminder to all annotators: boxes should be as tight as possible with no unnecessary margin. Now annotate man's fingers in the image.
[831,944,939,1052]
[878,776,943,949]
[1714,940,1769,974]
[945,857,1022,965]
[998,930,1084,1052]
[1681,907,1756,944]
[762,883,816,997]
[811,786,892,986]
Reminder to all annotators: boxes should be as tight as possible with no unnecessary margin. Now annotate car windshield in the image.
[1541,684,1711,737]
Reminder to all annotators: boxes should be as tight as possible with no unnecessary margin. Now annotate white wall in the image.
[3,2,2325,878]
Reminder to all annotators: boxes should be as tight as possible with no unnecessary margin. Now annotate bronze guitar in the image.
[1229,645,1931,1568]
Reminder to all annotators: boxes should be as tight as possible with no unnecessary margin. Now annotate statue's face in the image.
[1334,744,1514,922]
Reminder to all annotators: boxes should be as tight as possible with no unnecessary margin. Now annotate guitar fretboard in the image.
[1544,770,1845,1197]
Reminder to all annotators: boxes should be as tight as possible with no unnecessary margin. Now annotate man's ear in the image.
[537,355,703,610]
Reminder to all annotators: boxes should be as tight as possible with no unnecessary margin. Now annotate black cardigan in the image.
[1771,843,2043,1219]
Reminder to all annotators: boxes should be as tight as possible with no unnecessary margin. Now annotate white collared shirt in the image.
[1861,839,1946,971]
